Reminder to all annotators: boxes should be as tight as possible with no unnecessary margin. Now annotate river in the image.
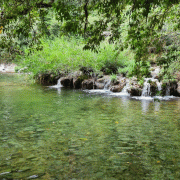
[0,73,180,179]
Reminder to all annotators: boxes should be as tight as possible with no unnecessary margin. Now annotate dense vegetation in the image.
[0,0,180,80]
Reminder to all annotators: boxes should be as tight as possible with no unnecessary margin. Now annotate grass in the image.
[16,36,135,77]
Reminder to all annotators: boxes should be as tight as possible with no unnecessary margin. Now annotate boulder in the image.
[37,73,58,85]
[149,81,158,96]
[95,76,111,89]
[177,82,180,95]
[128,86,142,96]
[110,85,124,92]
[96,75,111,83]
[73,75,88,89]
[94,82,104,89]
[82,79,94,89]
[60,77,73,88]
[110,77,126,92]
[169,81,178,96]
[73,77,82,89]
[161,81,179,96]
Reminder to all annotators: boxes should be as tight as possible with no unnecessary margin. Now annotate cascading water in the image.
[141,78,151,97]
[56,78,63,87]
[141,78,162,97]
[119,80,130,96]
[50,78,63,88]
[104,79,111,90]
[166,85,170,96]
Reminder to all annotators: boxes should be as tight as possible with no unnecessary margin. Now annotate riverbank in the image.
[7,36,180,97]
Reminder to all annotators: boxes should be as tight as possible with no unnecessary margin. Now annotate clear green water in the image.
[0,74,180,180]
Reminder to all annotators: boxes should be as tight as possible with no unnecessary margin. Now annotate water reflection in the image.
[154,101,160,112]
[141,99,151,113]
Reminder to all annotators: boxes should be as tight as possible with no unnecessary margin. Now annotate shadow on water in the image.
[0,74,180,179]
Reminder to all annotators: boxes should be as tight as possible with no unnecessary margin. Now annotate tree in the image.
[0,0,180,76]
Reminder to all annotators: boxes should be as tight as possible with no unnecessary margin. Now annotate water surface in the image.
[0,74,180,179]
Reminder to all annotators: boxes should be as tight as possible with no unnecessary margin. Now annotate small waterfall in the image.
[120,80,130,96]
[57,78,63,87]
[104,79,111,90]
[156,81,162,91]
[166,85,170,96]
[141,78,162,97]
[50,78,63,88]
[141,78,151,97]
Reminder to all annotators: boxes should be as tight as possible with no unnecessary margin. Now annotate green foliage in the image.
[16,36,132,77]
[1,0,180,77]
[138,78,144,87]
[110,74,118,84]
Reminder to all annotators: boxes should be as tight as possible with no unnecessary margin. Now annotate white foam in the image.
[85,89,110,94]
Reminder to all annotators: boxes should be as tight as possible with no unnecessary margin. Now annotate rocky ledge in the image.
[37,69,180,97]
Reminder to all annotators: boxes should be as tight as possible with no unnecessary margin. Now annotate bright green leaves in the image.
[0,0,180,78]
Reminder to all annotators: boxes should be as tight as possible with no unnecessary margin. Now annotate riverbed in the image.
[0,73,180,179]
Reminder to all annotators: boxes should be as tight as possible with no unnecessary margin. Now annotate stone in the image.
[128,86,142,96]
[96,75,110,83]
[82,79,94,89]
[73,77,82,89]
[73,75,88,89]
[37,73,58,85]
[94,82,104,89]
[110,85,124,92]
[60,77,73,88]
[150,81,158,96]
[177,82,180,95]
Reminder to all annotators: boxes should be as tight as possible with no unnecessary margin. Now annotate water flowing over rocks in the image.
[60,76,73,88]
[126,77,142,96]
[110,77,126,92]
[37,68,180,98]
